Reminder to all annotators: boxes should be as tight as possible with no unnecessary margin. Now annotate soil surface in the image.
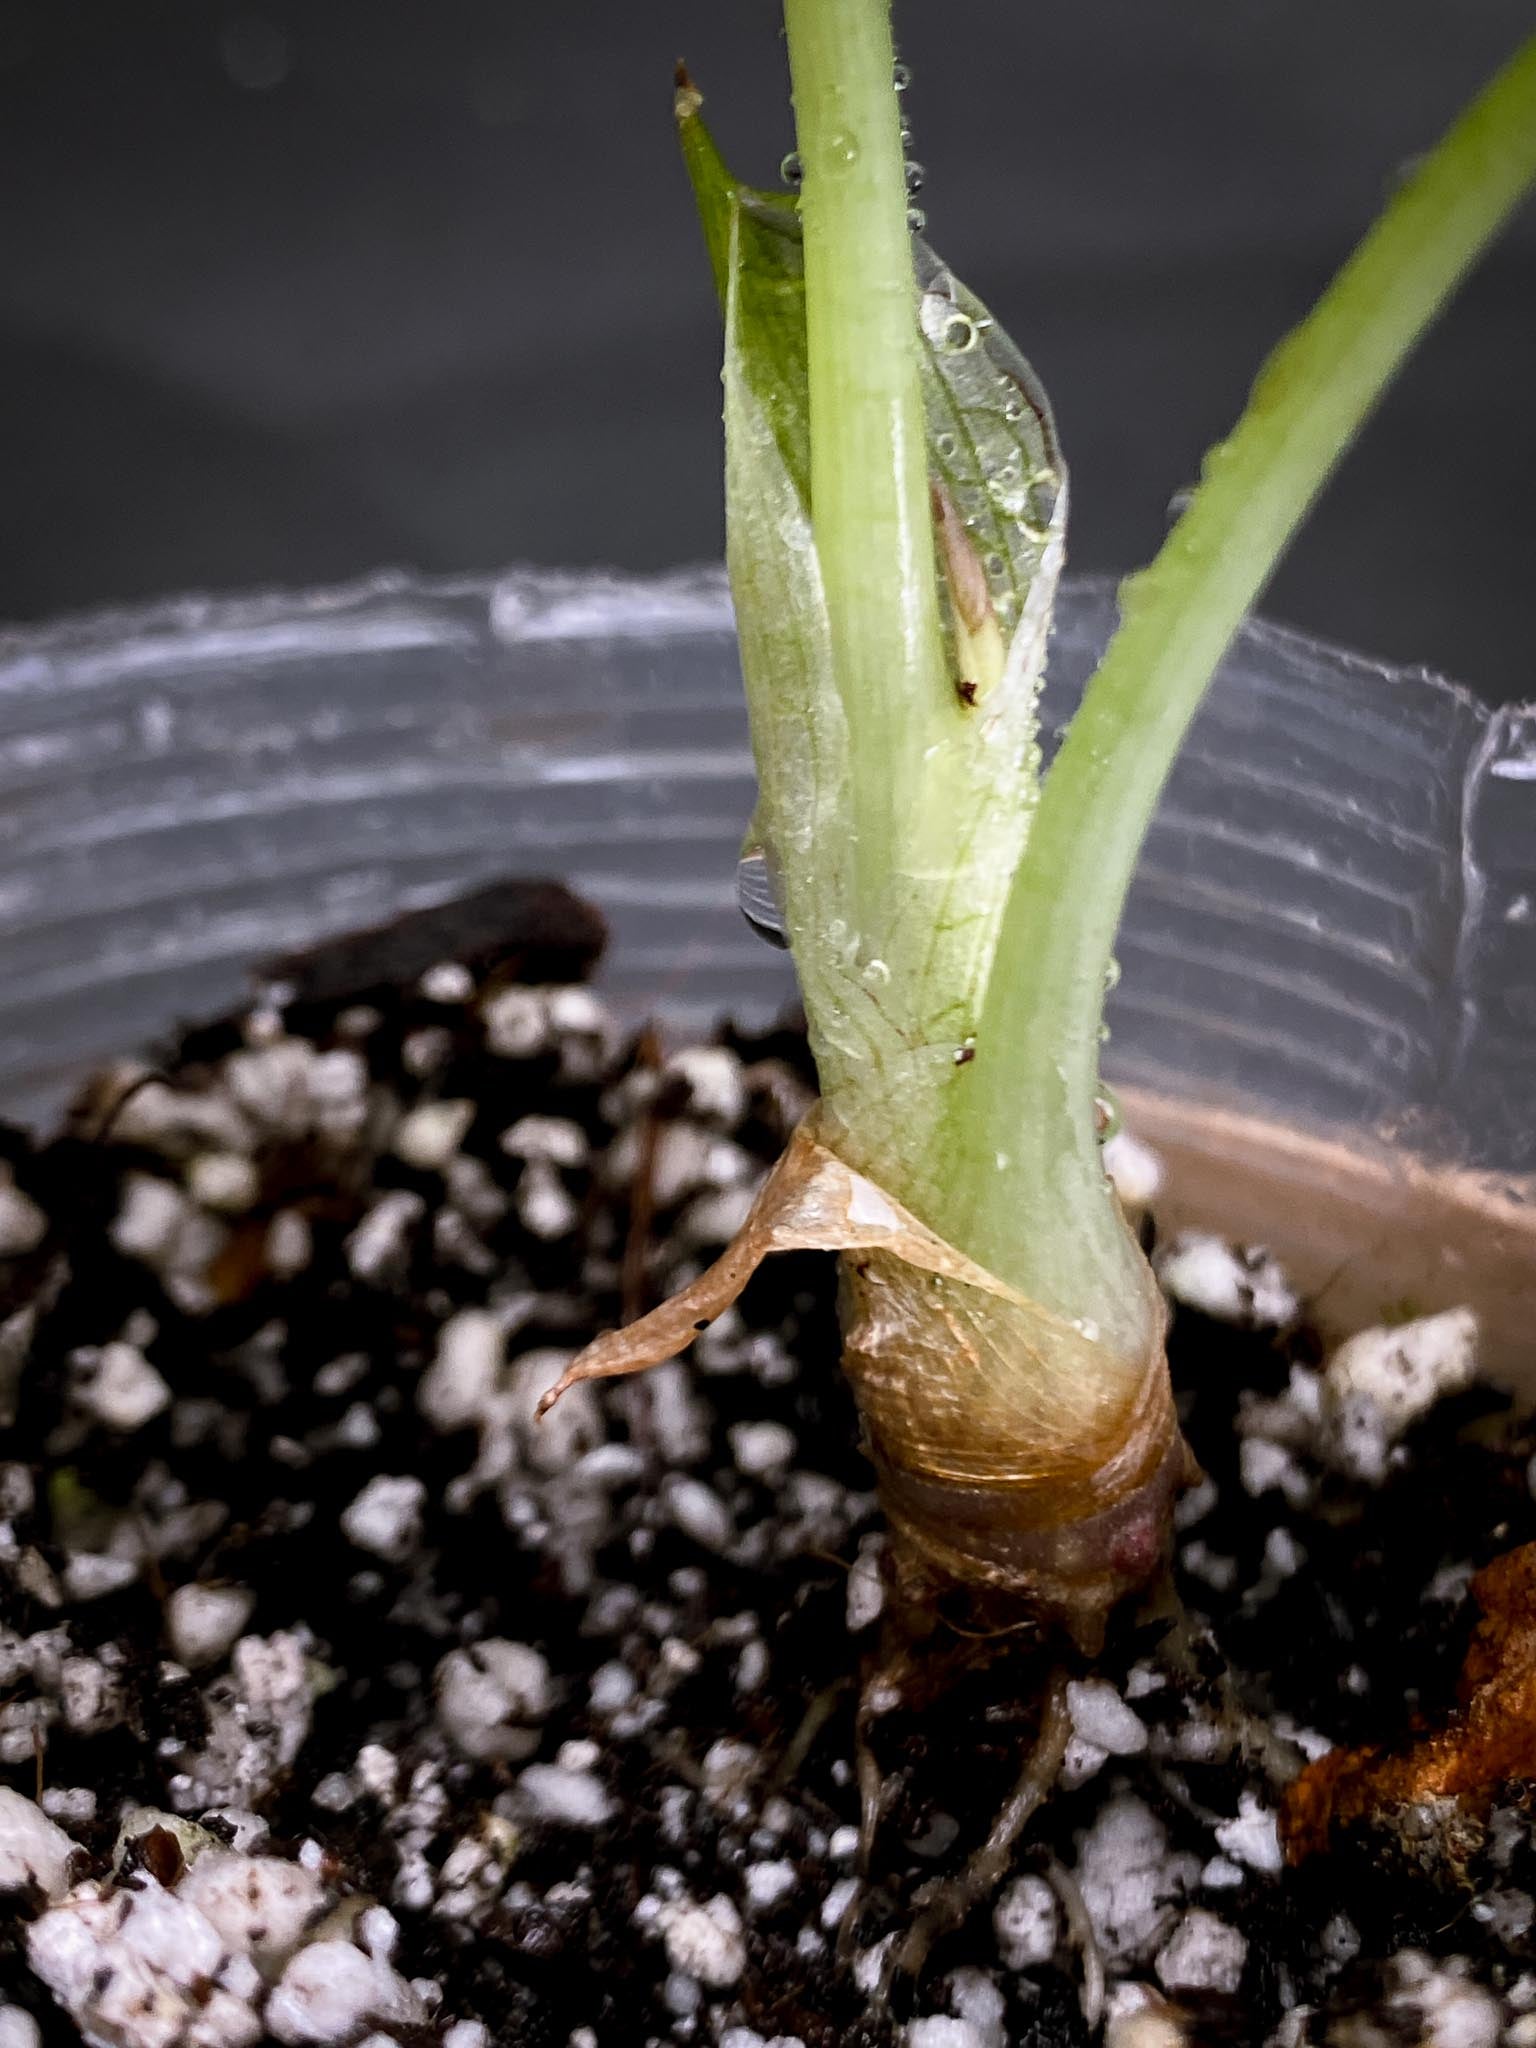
[1,881,1534,2048]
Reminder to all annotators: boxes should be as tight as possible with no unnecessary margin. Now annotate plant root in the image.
[877,1667,1073,2005]
[830,1643,916,1964]
[769,1675,854,1793]
[1044,1853,1106,2032]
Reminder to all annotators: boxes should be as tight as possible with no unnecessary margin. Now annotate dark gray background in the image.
[0,2,1531,699]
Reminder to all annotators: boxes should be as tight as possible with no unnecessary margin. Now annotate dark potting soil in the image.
[1,879,1533,2048]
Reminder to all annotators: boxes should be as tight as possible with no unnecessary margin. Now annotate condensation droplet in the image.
[934,430,957,459]
[942,314,977,353]
[906,205,927,234]
[780,151,803,187]
[1103,956,1122,993]
[892,60,912,91]
[861,958,892,987]
[904,159,925,194]
[1094,1085,1123,1143]
[1166,484,1197,524]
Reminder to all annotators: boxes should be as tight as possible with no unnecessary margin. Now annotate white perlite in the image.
[482,987,548,1058]
[0,1788,79,1900]
[1102,1130,1164,1211]
[728,1420,796,1479]
[846,1538,886,1633]
[946,1966,1007,2048]
[664,1476,733,1553]
[500,1115,587,1167]
[175,1631,314,1810]
[0,2008,41,2048]
[187,1152,261,1214]
[72,1341,171,1432]
[1384,1955,1501,2048]
[1155,1909,1247,1995]
[905,2022,987,2048]
[419,961,474,1004]
[516,1161,578,1240]
[178,1850,328,1971]
[418,1308,503,1431]
[436,1641,552,1762]
[1238,1436,1310,1505]
[506,1350,601,1474]
[744,1860,798,1913]
[1154,1232,1297,1328]
[1320,1307,1478,1483]
[265,1939,425,2044]
[110,1173,197,1268]
[666,1048,748,1127]
[63,1553,139,1603]
[1066,1679,1148,1756]
[661,1894,747,1988]
[702,1738,758,1813]
[266,1210,313,1278]
[1075,1794,1200,1964]
[516,1764,614,1830]
[1060,1735,1110,1790]
[1214,1792,1283,1874]
[166,1584,255,1669]
[28,1878,263,2048]
[994,1873,1059,1971]
[340,1475,426,1562]
[344,1190,424,1283]
[392,1099,476,1172]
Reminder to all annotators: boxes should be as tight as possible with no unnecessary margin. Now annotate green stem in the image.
[949,31,1536,1339]
[782,0,946,942]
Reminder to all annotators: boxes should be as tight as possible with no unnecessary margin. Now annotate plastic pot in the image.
[0,567,1530,1374]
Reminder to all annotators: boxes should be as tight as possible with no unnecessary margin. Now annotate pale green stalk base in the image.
[778,0,1014,1219]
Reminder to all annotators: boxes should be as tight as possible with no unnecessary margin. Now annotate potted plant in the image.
[1,10,1534,2047]
[546,0,1536,1694]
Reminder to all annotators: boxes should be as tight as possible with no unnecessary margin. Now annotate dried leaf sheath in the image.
[540,1121,1185,1639]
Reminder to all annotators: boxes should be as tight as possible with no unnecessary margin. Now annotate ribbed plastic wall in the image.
[0,568,1529,1185]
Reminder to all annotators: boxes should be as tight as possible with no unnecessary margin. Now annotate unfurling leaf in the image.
[677,83,1069,1183]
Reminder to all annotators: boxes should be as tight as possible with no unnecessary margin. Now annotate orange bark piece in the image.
[1281,1542,1536,1863]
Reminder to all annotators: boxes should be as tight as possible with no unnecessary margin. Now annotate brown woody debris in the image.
[1281,1542,1536,1863]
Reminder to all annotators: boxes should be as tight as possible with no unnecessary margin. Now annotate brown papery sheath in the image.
[540,1115,1187,1646]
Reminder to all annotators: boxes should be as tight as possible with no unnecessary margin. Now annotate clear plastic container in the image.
[0,568,1531,1371]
